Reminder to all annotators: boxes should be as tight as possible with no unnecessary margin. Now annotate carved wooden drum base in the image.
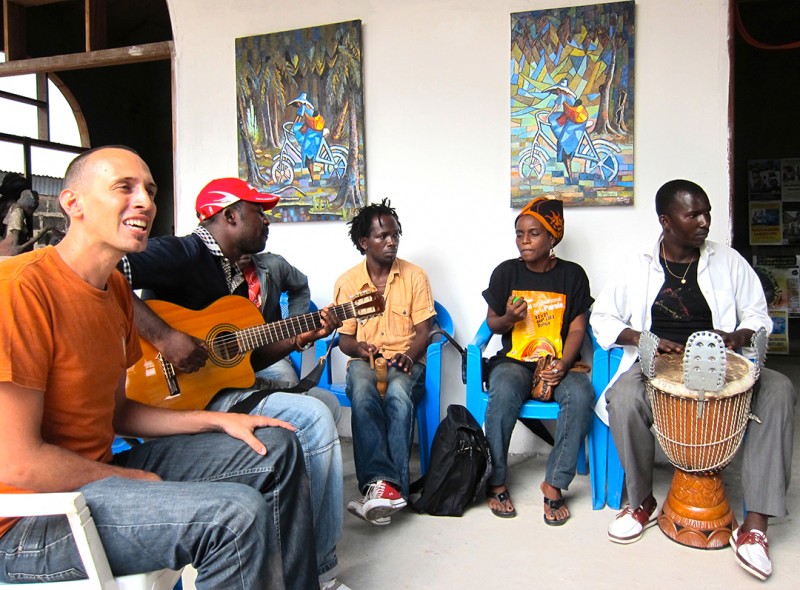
[658,469,737,550]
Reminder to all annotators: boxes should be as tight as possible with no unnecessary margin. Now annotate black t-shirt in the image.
[122,234,248,310]
[482,258,593,368]
[650,256,713,344]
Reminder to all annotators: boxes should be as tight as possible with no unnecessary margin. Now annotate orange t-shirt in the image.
[0,247,141,538]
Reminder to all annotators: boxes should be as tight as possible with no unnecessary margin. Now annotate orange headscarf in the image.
[516,197,564,246]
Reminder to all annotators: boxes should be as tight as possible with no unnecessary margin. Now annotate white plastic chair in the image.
[0,492,182,589]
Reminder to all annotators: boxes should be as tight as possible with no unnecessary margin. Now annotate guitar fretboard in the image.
[235,302,357,352]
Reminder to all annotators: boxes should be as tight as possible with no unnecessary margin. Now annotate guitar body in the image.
[126,296,263,411]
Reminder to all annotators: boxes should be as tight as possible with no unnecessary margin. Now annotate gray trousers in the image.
[607,363,796,516]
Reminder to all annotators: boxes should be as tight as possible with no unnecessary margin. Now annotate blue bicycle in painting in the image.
[518,110,621,182]
[270,121,349,185]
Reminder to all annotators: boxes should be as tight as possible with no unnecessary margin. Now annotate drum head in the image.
[648,350,755,399]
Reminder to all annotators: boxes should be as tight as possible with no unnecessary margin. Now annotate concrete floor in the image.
[184,356,799,589]
[333,355,800,590]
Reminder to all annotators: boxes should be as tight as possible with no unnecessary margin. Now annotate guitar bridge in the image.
[157,353,181,398]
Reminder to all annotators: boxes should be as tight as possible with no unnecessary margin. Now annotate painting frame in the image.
[510,1,635,207]
[235,20,367,222]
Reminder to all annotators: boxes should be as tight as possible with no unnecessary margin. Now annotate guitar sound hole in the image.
[212,332,241,361]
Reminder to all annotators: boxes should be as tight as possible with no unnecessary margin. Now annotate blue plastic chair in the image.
[279,292,318,375]
[465,320,607,510]
[590,346,624,510]
[313,301,454,475]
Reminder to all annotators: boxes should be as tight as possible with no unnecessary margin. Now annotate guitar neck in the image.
[236,302,355,352]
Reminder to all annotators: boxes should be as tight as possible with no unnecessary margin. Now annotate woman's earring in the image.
[550,247,556,258]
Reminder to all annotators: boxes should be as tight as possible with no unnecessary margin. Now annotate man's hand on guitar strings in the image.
[160,330,209,373]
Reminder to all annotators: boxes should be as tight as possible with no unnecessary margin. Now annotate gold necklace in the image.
[661,242,696,285]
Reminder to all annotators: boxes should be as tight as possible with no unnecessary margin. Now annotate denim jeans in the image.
[484,362,594,490]
[0,428,316,589]
[254,360,343,424]
[345,359,426,497]
[256,356,301,389]
[208,388,343,582]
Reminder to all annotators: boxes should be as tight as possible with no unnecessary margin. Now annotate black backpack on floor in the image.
[409,404,492,516]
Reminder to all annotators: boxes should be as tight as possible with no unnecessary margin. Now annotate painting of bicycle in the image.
[511,2,635,207]
[235,20,367,222]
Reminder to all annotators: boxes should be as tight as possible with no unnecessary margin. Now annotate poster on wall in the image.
[235,20,367,222]
[510,1,635,207]
[782,202,800,244]
[749,201,782,245]
[768,310,789,354]
[781,158,800,201]
[747,159,782,201]
[753,255,800,317]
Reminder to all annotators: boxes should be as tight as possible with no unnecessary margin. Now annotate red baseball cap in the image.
[195,178,280,221]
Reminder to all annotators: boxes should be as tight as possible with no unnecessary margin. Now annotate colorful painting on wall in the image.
[236,20,367,222]
[511,1,635,207]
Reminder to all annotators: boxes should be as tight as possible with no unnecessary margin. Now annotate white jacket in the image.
[590,237,771,424]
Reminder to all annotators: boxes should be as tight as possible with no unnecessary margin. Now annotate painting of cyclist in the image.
[289,92,326,181]
[545,79,589,184]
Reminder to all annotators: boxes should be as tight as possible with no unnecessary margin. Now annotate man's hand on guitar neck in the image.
[295,305,343,348]
[253,305,343,370]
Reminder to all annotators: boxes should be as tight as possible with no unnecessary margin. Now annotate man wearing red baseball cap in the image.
[194,177,280,221]
[119,177,351,590]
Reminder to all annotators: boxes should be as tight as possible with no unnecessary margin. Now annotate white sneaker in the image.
[730,526,772,580]
[607,497,658,544]
[320,579,352,590]
[360,480,406,521]
[346,497,393,526]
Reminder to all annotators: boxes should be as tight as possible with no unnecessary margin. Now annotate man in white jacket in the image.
[591,179,796,581]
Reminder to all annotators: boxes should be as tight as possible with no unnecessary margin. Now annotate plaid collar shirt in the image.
[192,226,245,294]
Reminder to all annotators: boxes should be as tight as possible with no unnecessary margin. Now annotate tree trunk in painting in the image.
[253,84,269,145]
[614,88,629,134]
[595,29,623,137]
[333,100,349,141]
[330,97,363,211]
[238,93,269,184]
[257,81,274,149]
[270,92,282,149]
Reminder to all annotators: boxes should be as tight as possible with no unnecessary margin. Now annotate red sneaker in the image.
[362,480,406,521]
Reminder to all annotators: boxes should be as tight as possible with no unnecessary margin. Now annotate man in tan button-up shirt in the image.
[334,199,434,526]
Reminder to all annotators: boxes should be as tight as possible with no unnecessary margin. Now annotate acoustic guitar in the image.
[126,290,384,410]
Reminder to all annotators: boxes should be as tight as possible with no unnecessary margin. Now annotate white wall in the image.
[167,0,731,450]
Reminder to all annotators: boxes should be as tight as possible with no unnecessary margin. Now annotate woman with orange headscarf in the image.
[482,197,594,525]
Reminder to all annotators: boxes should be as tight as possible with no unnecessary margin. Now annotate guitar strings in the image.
[203,302,358,351]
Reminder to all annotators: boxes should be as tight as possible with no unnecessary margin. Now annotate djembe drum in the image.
[638,329,765,549]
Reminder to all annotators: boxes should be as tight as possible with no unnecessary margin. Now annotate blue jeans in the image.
[484,362,594,490]
[256,356,301,389]
[345,359,426,497]
[254,360,343,423]
[0,428,316,589]
[208,388,343,582]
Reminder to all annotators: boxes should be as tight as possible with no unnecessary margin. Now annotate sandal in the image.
[543,495,569,526]
[486,487,517,518]
[539,482,570,526]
